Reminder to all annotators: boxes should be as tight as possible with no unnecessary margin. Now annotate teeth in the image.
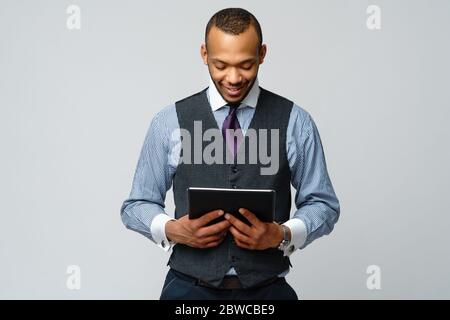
[225,87,242,95]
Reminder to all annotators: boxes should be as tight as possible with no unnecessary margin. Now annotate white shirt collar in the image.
[207,77,260,111]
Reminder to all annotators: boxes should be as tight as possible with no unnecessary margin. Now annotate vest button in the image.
[232,185,237,189]
[232,167,238,173]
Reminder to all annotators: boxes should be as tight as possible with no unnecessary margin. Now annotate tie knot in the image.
[227,102,240,109]
[227,102,240,115]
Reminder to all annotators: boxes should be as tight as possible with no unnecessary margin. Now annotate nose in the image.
[226,68,242,85]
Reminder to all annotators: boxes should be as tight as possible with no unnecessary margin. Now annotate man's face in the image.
[201,26,267,104]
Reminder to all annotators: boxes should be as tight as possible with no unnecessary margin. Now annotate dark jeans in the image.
[159,269,298,300]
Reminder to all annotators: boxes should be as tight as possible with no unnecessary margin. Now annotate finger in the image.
[203,241,221,248]
[198,232,226,245]
[235,238,252,250]
[224,213,252,236]
[198,219,231,237]
[195,209,224,227]
[229,226,252,244]
[203,235,227,248]
[238,208,262,227]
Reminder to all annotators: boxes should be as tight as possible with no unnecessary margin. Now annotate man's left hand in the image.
[225,208,284,250]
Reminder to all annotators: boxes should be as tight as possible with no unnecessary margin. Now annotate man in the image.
[121,8,340,300]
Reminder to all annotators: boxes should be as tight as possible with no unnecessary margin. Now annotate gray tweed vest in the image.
[168,87,293,289]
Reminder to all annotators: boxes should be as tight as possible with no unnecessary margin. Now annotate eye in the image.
[241,64,253,70]
[215,64,226,70]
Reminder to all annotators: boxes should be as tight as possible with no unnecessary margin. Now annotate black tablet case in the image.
[188,187,276,225]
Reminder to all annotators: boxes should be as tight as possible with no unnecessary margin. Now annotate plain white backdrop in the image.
[1,0,449,299]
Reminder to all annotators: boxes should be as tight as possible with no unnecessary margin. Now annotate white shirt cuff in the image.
[150,213,176,252]
[282,218,307,257]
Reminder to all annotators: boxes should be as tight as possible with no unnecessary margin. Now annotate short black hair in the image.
[205,8,263,49]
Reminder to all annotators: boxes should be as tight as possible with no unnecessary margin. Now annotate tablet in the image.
[188,187,276,225]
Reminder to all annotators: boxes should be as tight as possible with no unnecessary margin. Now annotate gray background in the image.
[1,0,449,299]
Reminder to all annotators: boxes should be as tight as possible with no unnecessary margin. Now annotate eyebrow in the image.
[211,58,256,65]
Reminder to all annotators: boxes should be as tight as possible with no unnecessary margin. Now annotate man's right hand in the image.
[165,210,231,249]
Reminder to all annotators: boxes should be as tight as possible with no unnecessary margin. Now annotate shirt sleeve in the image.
[282,218,307,256]
[284,104,340,254]
[150,213,177,251]
[120,106,177,250]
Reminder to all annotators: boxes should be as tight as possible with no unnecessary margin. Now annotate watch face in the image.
[282,225,289,242]
[278,226,290,250]
[278,240,288,250]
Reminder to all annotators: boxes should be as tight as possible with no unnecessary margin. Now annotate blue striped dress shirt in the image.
[121,77,340,276]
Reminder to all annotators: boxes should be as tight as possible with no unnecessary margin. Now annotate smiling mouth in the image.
[224,86,243,97]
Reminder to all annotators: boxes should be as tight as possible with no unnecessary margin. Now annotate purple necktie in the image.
[222,103,244,158]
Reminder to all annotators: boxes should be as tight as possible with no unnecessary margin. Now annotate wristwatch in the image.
[277,224,291,251]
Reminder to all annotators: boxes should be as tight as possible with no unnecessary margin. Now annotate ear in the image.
[258,44,267,65]
[200,43,208,65]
